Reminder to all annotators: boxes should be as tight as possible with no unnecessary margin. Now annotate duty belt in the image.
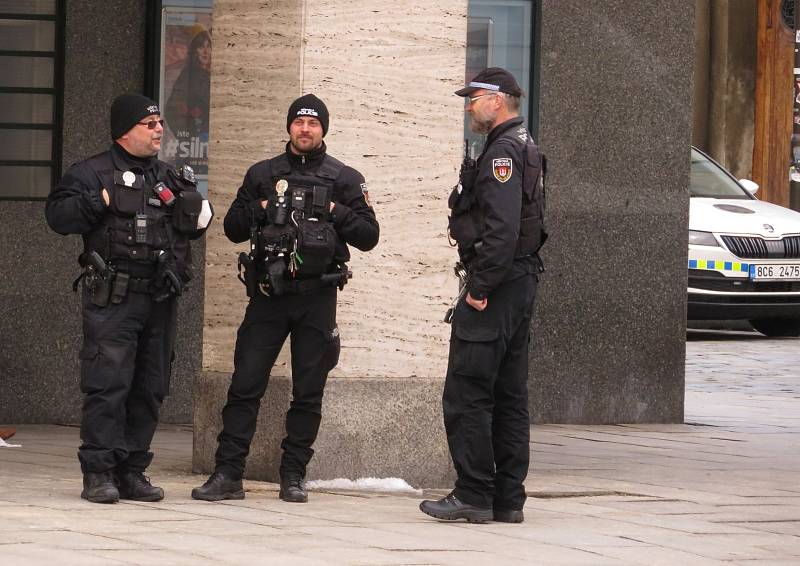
[127,276,154,294]
[282,277,339,295]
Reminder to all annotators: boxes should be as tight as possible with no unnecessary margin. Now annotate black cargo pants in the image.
[214,286,340,479]
[443,270,537,511]
[79,287,177,474]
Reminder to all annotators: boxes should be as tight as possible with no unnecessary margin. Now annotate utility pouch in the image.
[448,207,482,250]
[90,273,113,307]
[110,272,129,304]
[109,169,145,217]
[260,224,295,257]
[172,190,204,232]
[312,185,331,218]
[295,218,336,276]
[460,168,477,196]
[267,192,290,226]
[266,259,287,296]
[111,184,143,217]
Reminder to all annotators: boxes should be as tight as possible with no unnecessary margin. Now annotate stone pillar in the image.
[194,0,466,486]
[530,1,694,423]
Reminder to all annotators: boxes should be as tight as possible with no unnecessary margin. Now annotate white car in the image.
[688,147,800,337]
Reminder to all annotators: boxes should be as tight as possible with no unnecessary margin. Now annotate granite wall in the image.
[0,0,203,424]
[530,1,694,423]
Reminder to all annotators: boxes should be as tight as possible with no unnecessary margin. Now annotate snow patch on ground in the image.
[306,477,421,494]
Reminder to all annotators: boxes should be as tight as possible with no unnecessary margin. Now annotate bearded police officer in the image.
[192,94,379,503]
[420,68,546,524]
[46,93,212,503]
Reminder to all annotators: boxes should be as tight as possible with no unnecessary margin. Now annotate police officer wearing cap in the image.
[192,94,379,504]
[46,93,212,503]
[420,68,546,524]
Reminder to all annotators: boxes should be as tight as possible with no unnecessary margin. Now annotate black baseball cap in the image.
[455,67,523,97]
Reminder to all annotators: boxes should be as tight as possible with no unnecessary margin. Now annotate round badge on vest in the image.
[122,171,136,187]
[276,179,288,195]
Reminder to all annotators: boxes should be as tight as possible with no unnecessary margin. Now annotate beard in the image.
[469,110,495,134]
[470,117,493,134]
[290,137,320,154]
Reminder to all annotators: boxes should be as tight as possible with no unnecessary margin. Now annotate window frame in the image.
[0,0,65,201]
[464,0,541,155]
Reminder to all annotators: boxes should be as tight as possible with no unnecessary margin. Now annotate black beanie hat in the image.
[286,94,329,136]
[110,93,160,140]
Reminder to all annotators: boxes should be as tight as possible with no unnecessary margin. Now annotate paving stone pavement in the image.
[1,329,798,565]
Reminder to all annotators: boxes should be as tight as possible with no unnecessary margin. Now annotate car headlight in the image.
[688,230,719,246]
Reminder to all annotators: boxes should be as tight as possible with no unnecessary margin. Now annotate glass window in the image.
[0,56,54,88]
[0,129,52,160]
[0,165,51,197]
[0,2,61,200]
[690,149,752,199]
[464,0,535,157]
[0,19,54,51]
[0,93,53,123]
[0,0,56,14]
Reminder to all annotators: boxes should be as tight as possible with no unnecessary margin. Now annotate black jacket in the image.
[452,117,543,299]
[45,143,206,276]
[224,142,380,263]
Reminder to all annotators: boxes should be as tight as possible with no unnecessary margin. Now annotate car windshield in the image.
[690,149,751,199]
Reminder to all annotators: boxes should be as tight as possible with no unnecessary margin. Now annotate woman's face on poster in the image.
[195,35,211,71]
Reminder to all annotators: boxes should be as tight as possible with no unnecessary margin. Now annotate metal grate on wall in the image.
[0,0,64,200]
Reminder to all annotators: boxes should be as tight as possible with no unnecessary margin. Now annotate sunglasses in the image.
[136,119,165,130]
[466,93,499,106]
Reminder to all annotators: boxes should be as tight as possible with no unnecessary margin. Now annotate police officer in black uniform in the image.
[420,68,546,524]
[46,93,211,503]
[192,94,379,503]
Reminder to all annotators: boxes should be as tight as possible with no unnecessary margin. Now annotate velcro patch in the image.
[493,158,512,183]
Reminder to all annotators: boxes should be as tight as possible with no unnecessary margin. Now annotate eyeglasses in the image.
[466,92,499,106]
[136,119,165,129]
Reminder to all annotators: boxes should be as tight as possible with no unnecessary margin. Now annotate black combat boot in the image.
[419,492,492,523]
[279,473,308,503]
[493,508,524,523]
[191,470,245,501]
[81,471,119,504]
[116,470,164,502]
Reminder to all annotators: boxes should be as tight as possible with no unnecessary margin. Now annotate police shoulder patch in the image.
[492,158,513,183]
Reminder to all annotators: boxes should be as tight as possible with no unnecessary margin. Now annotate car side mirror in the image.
[739,179,759,194]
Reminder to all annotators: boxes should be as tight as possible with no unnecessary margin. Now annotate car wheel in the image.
[749,318,800,337]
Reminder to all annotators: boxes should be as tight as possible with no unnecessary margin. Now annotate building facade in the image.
[0,0,693,485]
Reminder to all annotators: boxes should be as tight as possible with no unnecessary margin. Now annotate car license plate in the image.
[749,264,800,281]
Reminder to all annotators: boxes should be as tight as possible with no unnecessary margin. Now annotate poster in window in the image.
[159,7,212,180]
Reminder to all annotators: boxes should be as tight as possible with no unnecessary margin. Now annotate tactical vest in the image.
[82,151,197,276]
[448,126,547,261]
[266,152,344,203]
[516,129,547,256]
[257,153,344,275]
